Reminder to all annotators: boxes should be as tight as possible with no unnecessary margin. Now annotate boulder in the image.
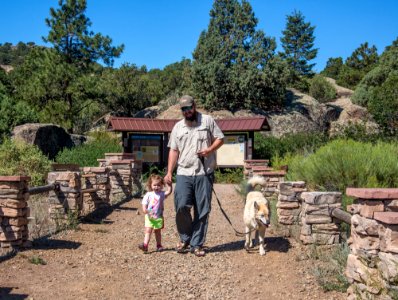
[12,123,86,159]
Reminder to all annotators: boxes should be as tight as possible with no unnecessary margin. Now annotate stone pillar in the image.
[243,159,269,179]
[259,170,287,197]
[109,160,133,203]
[47,171,81,227]
[81,167,110,215]
[345,188,398,300]
[299,192,342,245]
[0,176,31,248]
[131,160,143,196]
[98,153,142,200]
[277,181,306,226]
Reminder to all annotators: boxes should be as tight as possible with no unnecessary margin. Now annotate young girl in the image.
[138,174,172,253]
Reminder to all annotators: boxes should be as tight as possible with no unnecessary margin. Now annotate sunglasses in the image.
[181,105,193,112]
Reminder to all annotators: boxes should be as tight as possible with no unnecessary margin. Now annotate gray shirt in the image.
[168,113,224,176]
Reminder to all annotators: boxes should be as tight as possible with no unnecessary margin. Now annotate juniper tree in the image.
[192,0,288,111]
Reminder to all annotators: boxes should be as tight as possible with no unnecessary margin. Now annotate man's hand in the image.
[197,148,211,157]
[164,173,173,185]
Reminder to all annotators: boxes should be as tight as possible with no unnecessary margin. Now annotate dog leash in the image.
[199,156,256,237]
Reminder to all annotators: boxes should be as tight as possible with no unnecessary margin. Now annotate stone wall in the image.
[47,169,82,228]
[98,153,142,201]
[345,188,398,300]
[276,182,343,245]
[277,181,306,226]
[299,192,342,245]
[81,167,110,215]
[0,176,31,248]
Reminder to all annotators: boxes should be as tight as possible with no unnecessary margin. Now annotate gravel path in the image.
[0,184,345,299]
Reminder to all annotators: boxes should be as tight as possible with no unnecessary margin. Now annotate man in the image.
[164,95,224,257]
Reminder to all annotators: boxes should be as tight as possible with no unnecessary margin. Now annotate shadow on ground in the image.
[32,238,81,250]
[0,287,29,299]
[210,236,291,253]
[81,195,138,225]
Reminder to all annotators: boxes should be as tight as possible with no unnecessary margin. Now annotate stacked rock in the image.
[47,169,82,226]
[109,160,133,203]
[81,167,110,215]
[131,160,143,195]
[260,170,287,197]
[0,176,30,248]
[98,153,142,201]
[299,192,342,245]
[277,181,306,225]
[243,159,269,179]
[345,188,398,300]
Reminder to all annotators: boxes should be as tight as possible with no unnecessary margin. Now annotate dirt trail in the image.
[0,184,345,300]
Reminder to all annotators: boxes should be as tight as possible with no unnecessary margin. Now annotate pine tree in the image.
[14,0,123,133]
[280,10,318,76]
[192,0,288,111]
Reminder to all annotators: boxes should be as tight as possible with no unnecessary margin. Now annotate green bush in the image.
[283,139,398,192]
[368,71,398,135]
[254,132,329,163]
[336,65,364,89]
[214,168,243,184]
[0,139,51,186]
[56,131,122,166]
[309,75,337,103]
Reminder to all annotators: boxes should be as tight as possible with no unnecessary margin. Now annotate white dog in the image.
[244,176,270,255]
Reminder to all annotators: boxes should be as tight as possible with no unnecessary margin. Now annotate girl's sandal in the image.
[193,247,206,257]
[175,241,189,253]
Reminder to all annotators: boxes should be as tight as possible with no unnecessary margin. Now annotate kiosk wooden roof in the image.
[107,116,270,132]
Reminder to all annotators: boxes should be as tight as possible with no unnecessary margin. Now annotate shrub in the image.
[284,139,398,192]
[309,75,337,103]
[214,168,243,184]
[56,131,121,166]
[368,71,398,135]
[313,243,350,292]
[254,132,329,163]
[0,139,51,186]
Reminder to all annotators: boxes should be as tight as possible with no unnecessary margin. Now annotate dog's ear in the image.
[254,201,259,210]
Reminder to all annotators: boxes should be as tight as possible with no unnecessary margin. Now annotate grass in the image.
[311,243,350,292]
[28,256,47,265]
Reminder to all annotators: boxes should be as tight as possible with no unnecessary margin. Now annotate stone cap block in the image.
[51,164,80,172]
[255,171,287,176]
[374,212,398,224]
[346,188,398,200]
[109,160,134,164]
[82,167,107,173]
[251,166,274,171]
[0,176,31,182]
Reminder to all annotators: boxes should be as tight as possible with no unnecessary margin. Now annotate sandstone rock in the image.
[377,252,398,282]
[303,215,332,224]
[379,224,398,254]
[300,192,342,205]
[352,214,380,236]
[345,254,384,294]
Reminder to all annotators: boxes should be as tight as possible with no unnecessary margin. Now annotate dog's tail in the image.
[246,176,267,193]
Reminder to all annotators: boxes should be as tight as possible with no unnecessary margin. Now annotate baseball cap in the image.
[179,95,194,108]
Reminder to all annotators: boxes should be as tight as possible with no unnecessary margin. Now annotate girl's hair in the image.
[146,174,164,191]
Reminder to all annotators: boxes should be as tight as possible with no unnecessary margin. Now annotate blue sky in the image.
[1,0,397,72]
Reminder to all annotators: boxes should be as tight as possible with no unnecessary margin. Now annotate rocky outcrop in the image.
[150,81,378,137]
[12,123,86,159]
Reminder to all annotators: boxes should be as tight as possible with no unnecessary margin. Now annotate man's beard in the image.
[185,111,197,122]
